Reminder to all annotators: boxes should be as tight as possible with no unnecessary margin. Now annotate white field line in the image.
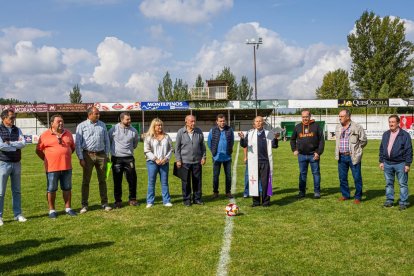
[216,143,239,276]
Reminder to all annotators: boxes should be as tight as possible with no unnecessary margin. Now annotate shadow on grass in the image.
[0,241,114,274]
[19,271,65,276]
[363,189,384,202]
[0,238,63,256]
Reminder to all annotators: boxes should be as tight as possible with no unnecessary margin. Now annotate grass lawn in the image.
[0,140,413,275]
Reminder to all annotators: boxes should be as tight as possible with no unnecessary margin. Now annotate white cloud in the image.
[92,37,169,86]
[139,0,233,24]
[125,72,159,100]
[1,41,64,74]
[401,18,414,41]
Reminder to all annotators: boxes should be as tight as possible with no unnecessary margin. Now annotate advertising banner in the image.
[189,101,229,110]
[48,103,94,112]
[0,104,49,113]
[259,100,288,109]
[338,99,389,107]
[141,101,189,110]
[289,100,338,108]
[239,101,257,109]
[94,102,141,111]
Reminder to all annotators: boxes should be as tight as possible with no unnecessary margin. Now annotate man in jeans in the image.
[0,109,27,226]
[108,112,139,208]
[175,115,206,206]
[335,109,367,204]
[36,114,77,218]
[290,109,325,199]
[379,115,412,210]
[208,114,234,199]
[76,107,112,213]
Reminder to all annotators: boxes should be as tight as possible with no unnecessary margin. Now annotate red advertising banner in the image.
[400,115,414,130]
[0,104,49,112]
[48,103,94,112]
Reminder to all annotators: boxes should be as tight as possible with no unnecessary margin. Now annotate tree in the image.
[347,11,414,98]
[216,67,238,100]
[158,71,173,101]
[158,72,189,101]
[69,84,82,103]
[195,74,204,87]
[316,69,353,99]
[0,98,29,104]
[238,76,253,100]
[172,78,189,100]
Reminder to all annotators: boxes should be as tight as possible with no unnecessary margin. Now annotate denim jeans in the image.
[244,163,249,196]
[298,154,321,194]
[383,162,409,205]
[146,161,171,204]
[213,160,231,194]
[0,161,22,218]
[338,155,363,200]
[46,169,72,192]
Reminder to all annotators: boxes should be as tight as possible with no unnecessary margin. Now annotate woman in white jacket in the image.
[144,118,173,208]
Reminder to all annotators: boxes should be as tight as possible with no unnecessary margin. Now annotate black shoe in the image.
[212,192,219,199]
[251,203,260,207]
[313,193,321,199]
[194,200,204,205]
[399,204,407,211]
[296,192,305,200]
[383,201,393,208]
[262,203,270,207]
[184,200,191,207]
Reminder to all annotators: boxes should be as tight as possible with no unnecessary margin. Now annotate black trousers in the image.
[252,161,270,206]
[111,156,137,202]
[181,163,202,202]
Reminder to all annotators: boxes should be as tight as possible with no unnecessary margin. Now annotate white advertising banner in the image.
[288,100,338,108]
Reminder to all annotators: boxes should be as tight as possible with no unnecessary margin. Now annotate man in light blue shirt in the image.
[208,114,234,199]
[76,107,111,213]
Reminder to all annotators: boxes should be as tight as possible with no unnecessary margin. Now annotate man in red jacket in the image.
[290,109,325,199]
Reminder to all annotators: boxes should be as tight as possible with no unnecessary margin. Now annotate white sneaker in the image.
[80,207,88,214]
[15,215,27,222]
[102,204,112,211]
[0,218,3,226]
[164,202,173,207]
[146,203,153,208]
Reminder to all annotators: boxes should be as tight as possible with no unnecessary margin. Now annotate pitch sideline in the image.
[216,143,240,276]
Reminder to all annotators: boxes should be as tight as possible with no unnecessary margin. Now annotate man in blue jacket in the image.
[208,114,234,199]
[379,115,413,210]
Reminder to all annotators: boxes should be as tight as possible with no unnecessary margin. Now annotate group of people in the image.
[0,107,411,225]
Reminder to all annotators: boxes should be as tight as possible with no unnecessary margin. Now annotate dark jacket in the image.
[209,125,234,157]
[0,124,22,162]
[290,121,324,155]
[379,128,413,166]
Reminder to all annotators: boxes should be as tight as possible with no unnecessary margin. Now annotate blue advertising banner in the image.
[141,101,189,110]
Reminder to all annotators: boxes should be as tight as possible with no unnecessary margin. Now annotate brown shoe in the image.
[212,192,219,199]
[338,196,349,201]
[129,200,139,206]
[114,202,122,209]
[226,193,234,199]
[354,199,361,204]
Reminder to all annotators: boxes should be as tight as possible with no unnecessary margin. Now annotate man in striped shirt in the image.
[76,107,112,213]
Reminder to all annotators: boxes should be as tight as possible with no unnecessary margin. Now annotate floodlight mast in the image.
[245,37,263,116]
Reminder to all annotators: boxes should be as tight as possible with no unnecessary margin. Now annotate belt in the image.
[84,150,105,155]
[340,152,351,156]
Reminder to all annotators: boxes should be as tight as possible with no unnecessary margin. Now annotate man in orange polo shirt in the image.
[36,114,77,218]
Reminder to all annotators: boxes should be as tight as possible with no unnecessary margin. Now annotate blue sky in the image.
[1,0,414,103]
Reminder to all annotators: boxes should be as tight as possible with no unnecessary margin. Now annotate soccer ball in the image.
[225,203,239,216]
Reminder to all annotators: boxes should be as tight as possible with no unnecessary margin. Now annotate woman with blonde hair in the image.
[144,118,173,208]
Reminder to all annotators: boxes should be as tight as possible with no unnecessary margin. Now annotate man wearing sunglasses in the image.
[0,109,27,226]
[335,109,367,204]
[36,114,77,219]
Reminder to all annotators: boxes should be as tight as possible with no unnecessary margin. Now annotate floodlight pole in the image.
[246,38,262,117]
